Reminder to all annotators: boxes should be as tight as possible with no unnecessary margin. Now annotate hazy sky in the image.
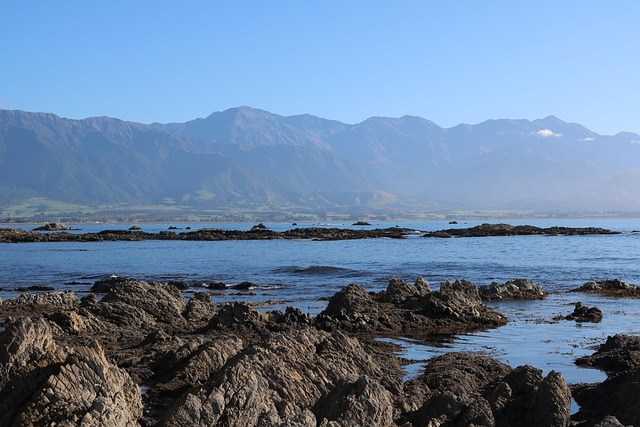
[2,1,639,134]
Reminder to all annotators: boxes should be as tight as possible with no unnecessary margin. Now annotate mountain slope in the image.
[1,107,640,215]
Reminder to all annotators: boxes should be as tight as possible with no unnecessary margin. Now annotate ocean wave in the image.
[272,265,355,275]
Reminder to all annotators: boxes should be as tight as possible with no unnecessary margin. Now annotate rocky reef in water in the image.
[0,223,621,243]
[0,226,417,243]
[423,223,620,238]
[0,276,633,426]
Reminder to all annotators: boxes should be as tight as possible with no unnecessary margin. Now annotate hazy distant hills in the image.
[1,106,640,215]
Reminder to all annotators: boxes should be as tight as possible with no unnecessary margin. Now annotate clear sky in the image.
[2,1,639,135]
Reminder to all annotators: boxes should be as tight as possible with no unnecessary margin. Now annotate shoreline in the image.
[1,276,638,425]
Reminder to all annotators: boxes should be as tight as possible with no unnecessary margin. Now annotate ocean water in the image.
[2,219,640,388]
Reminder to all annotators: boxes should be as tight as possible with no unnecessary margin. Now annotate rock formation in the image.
[573,334,640,426]
[561,302,603,323]
[478,278,545,301]
[0,317,142,426]
[401,353,572,427]
[0,276,631,426]
[317,278,508,336]
[571,279,640,297]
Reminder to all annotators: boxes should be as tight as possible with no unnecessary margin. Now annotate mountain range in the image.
[1,106,640,217]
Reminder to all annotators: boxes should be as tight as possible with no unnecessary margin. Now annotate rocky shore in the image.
[0,222,621,243]
[0,276,635,426]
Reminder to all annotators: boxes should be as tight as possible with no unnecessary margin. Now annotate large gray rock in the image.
[2,290,79,309]
[84,278,187,328]
[317,279,507,335]
[0,317,142,426]
[478,278,545,301]
[33,222,68,231]
[159,328,400,426]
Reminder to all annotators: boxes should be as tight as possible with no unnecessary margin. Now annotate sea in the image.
[2,218,640,401]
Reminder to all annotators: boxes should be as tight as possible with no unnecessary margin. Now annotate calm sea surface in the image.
[2,219,640,392]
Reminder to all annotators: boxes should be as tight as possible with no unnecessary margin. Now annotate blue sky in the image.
[2,1,639,134]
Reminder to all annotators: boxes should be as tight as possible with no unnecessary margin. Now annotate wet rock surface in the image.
[478,278,545,301]
[560,302,603,323]
[0,276,634,426]
[423,223,619,238]
[572,334,640,427]
[571,279,640,297]
[316,278,508,336]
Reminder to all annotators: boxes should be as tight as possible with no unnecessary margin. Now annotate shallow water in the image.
[2,219,640,386]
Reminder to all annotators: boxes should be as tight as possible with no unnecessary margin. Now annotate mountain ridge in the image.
[1,107,639,217]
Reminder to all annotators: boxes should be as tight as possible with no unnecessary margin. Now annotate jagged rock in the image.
[2,290,79,310]
[402,353,571,427]
[159,328,401,426]
[580,279,632,291]
[46,310,87,333]
[478,278,545,301]
[563,302,603,323]
[84,278,187,328]
[576,334,640,376]
[233,281,257,290]
[33,222,68,231]
[593,416,627,426]
[379,277,430,305]
[317,279,507,335]
[184,292,215,326]
[208,302,270,332]
[572,279,640,297]
[143,334,244,423]
[321,283,379,320]
[572,370,640,427]
[313,376,395,426]
[0,317,142,426]
[573,334,640,426]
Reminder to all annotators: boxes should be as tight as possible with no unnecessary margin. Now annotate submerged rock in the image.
[478,278,545,301]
